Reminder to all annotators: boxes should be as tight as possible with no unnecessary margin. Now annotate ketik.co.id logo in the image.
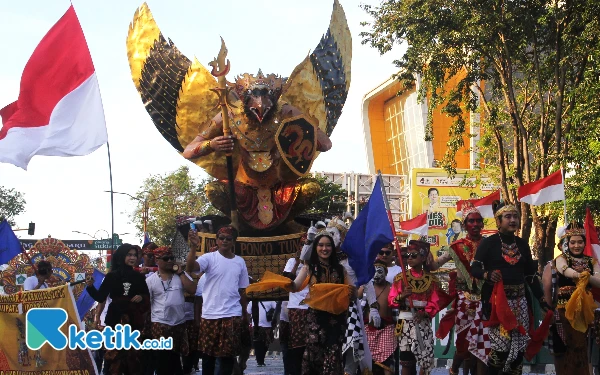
[26,308,172,350]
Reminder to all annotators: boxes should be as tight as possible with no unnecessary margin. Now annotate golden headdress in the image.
[234,70,285,98]
[492,200,519,218]
[561,222,586,240]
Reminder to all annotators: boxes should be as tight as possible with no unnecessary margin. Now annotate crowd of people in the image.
[22,201,600,375]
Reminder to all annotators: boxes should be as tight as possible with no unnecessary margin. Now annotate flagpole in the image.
[561,167,567,224]
[377,171,424,350]
[107,141,115,260]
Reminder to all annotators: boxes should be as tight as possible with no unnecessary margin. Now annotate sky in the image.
[0,0,402,246]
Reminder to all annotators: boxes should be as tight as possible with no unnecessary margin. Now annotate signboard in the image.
[20,236,122,251]
[411,168,498,258]
[92,238,123,250]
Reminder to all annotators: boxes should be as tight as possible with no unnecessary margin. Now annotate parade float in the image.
[126,1,352,299]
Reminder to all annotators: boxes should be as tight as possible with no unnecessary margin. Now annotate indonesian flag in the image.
[584,208,600,259]
[0,6,107,170]
[456,190,500,219]
[517,170,565,206]
[398,213,428,236]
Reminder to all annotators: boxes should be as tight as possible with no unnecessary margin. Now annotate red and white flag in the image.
[517,170,565,206]
[0,6,107,170]
[456,190,500,219]
[398,213,428,236]
[584,208,600,259]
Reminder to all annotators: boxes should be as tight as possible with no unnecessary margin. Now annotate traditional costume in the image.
[547,224,599,374]
[388,240,447,375]
[470,202,547,375]
[435,206,484,374]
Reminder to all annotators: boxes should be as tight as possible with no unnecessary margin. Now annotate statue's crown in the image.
[234,69,285,97]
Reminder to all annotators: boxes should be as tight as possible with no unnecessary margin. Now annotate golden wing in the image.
[281,0,352,136]
[126,3,220,163]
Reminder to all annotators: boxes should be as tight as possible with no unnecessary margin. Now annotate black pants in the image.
[202,354,234,375]
[287,347,305,375]
[254,339,268,365]
[182,350,201,373]
[154,349,183,375]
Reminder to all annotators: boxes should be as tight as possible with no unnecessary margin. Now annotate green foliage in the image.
[304,176,349,214]
[130,166,217,245]
[0,186,26,226]
[361,0,600,261]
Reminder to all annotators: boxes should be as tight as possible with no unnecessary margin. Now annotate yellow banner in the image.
[0,285,96,374]
[411,168,498,260]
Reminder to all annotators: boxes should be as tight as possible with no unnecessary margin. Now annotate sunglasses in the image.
[402,252,420,259]
[159,256,175,261]
[378,250,392,256]
[217,236,233,241]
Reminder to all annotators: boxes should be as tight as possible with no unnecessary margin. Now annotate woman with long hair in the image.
[86,243,150,374]
[544,224,600,374]
[290,233,355,375]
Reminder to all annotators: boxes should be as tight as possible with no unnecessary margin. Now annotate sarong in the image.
[150,322,189,356]
[301,308,346,375]
[553,309,589,374]
[288,308,309,349]
[487,295,529,372]
[199,316,243,357]
[185,319,200,353]
[467,300,490,362]
[398,318,434,374]
[365,324,396,368]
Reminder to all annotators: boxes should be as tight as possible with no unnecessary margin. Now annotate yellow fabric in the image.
[246,271,293,293]
[565,271,596,332]
[303,283,352,315]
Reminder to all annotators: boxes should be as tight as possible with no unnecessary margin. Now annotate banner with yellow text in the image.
[0,284,97,374]
[411,169,498,264]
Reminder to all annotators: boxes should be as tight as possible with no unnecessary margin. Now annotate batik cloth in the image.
[398,318,434,374]
[467,301,490,363]
[288,308,309,348]
[365,324,396,365]
[150,322,189,356]
[185,319,199,353]
[455,291,480,334]
[199,316,243,357]
[301,308,346,375]
[487,295,529,372]
[552,308,589,375]
[342,303,365,363]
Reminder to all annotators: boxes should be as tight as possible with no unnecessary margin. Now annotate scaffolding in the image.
[312,172,410,230]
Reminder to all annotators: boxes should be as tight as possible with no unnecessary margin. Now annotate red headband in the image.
[154,246,173,259]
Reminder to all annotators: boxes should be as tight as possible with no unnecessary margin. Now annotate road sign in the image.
[92,238,123,250]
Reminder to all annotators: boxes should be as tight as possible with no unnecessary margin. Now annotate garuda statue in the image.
[126,1,351,232]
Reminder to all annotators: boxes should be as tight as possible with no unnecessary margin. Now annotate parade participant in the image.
[376,243,402,284]
[146,246,196,375]
[543,223,600,374]
[23,260,53,291]
[140,242,158,274]
[470,201,549,375]
[289,233,356,375]
[182,274,203,374]
[188,225,250,375]
[85,244,150,375]
[365,259,396,375]
[283,237,310,375]
[279,300,291,375]
[247,300,277,367]
[430,206,485,375]
[389,240,446,375]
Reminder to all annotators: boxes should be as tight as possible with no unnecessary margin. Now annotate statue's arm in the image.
[182,115,233,159]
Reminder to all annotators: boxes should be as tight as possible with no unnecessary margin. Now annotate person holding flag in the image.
[543,222,600,375]
[470,201,550,375]
[430,205,486,375]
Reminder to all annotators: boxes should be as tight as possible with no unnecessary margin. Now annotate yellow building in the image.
[361,77,480,176]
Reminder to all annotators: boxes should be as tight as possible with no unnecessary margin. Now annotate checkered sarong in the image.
[366,324,396,364]
[342,303,365,362]
[455,291,479,334]
[467,300,490,362]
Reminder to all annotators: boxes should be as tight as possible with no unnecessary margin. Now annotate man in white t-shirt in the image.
[376,244,402,284]
[247,300,276,367]
[23,260,53,291]
[187,225,249,375]
[146,246,197,375]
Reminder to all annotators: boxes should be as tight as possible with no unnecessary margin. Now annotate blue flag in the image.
[76,268,105,319]
[341,178,394,286]
[143,232,151,246]
[0,219,22,265]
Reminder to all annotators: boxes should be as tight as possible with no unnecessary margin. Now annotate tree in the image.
[361,0,600,266]
[130,166,217,245]
[0,186,26,226]
[304,175,349,215]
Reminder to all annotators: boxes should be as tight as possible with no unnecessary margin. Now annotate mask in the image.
[373,265,386,283]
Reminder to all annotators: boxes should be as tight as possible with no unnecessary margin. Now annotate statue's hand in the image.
[210,135,235,152]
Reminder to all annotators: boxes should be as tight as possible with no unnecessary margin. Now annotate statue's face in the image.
[326,227,341,248]
[373,265,387,284]
[243,86,276,124]
[464,212,484,238]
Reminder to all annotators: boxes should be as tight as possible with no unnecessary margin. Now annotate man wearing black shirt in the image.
[471,202,549,375]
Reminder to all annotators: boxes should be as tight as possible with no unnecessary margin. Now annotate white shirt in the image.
[280,301,289,322]
[195,274,206,297]
[247,301,276,328]
[196,251,250,319]
[23,275,48,291]
[146,272,186,326]
[386,265,402,284]
[284,258,308,310]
